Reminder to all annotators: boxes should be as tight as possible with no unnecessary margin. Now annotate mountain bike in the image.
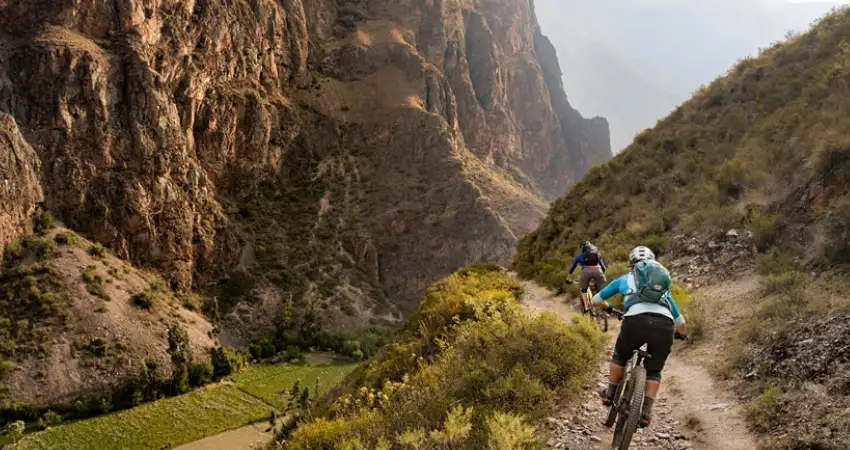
[604,310,687,449]
[605,342,649,450]
[565,280,608,332]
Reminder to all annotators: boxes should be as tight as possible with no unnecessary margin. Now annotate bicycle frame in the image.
[581,285,594,313]
[616,345,648,406]
[606,343,650,429]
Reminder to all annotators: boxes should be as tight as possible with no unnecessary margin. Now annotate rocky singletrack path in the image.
[518,277,758,450]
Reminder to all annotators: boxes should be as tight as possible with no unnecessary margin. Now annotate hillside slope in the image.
[1,227,216,407]
[516,6,850,277]
[515,8,850,450]
[0,0,611,340]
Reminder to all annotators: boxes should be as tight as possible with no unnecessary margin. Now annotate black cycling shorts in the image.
[612,313,674,382]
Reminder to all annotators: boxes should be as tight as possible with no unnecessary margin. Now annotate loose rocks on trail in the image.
[544,347,694,450]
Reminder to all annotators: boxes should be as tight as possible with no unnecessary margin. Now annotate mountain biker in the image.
[592,246,687,429]
[567,241,607,296]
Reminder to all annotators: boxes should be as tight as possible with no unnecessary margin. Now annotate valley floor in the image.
[519,277,759,450]
[17,357,356,450]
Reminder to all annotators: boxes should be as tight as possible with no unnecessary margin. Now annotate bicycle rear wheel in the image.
[579,293,588,315]
[613,366,647,450]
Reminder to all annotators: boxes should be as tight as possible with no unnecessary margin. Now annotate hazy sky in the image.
[535,0,847,151]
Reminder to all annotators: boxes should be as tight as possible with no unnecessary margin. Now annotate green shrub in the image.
[758,287,810,321]
[287,266,604,448]
[37,410,62,429]
[4,240,23,261]
[284,345,302,361]
[28,237,58,261]
[86,337,109,357]
[0,360,16,378]
[171,364,190,395]
[0,264,67,358]
[248,337,277,360]
[88,243,108,257]
[747,210,782,252]
[210,347,249,380]
[458,263,504,277]
[34,211,55,234]
[675,289,706,344]
[745,386,784,433]
[341,326,393,359]
[54,231,81,246]
[485,411,538,450]
[545,269,570,292]
[760,272,805,296]
[131,291,155,310]
[81,266,109,300]
[81,266,96,284]
[756,248,801,276]
[176,290,204,312]
[4,420,24,445]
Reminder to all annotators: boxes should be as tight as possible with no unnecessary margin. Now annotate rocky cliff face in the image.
[0,112,42,254]
[0,0,610,337]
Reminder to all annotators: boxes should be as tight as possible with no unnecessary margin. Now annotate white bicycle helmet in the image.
[629,246,656,266]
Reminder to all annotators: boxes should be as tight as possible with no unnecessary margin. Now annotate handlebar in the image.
[607,308,625,320]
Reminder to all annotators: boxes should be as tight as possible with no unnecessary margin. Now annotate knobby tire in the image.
[611,379,629,447]
[616,366,647,450]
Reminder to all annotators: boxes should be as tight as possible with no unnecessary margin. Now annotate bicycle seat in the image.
[635,348,652,359]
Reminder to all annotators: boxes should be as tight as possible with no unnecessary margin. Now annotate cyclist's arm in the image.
[666,292,687,333]
[592,275,627,304]
[568,254,583,275]
[600,257,607,272]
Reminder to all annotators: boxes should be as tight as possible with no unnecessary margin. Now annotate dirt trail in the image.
[172,423,271,450]
[519,277,760,450]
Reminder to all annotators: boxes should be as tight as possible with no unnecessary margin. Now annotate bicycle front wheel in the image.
[614,366,647,450]
[597,311,608,332]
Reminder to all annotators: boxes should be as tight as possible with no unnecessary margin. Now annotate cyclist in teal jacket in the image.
[592,246,688,428]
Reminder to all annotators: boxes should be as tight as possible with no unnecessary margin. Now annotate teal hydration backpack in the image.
[633,260,672,305]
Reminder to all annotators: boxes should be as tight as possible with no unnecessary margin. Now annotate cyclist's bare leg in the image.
[646,380,660,398]
[601,362,626,403]
[609,362,625,384]
[638,380,662,426]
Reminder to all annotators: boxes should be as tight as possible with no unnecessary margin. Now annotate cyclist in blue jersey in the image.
[592,246,688,428]
[567,241,607,301]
